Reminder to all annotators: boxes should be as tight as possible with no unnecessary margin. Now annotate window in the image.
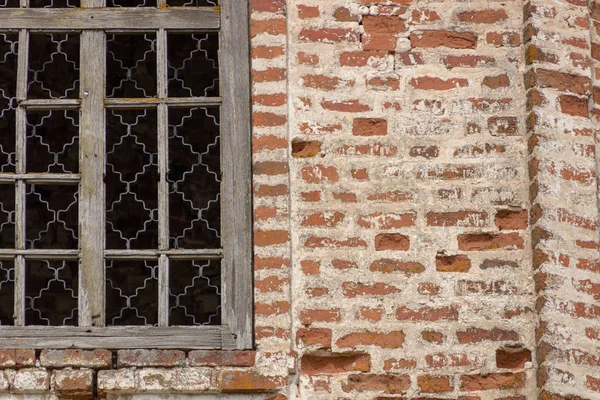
[0,0,252,349]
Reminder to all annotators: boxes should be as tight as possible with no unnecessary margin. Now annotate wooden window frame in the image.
[0,1,253,350]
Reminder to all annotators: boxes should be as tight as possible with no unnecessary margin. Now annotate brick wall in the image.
[0,1,598,399]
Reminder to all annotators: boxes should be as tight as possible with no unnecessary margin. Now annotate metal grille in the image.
[0,0,248,346]
[107,34,156,98]
[168,107,220,249]
[28,33,79,99]
[106,260,158,326]
[0,34,18,173]
[106,108,158,250]
[25,260,78,325]
[26,110,79,173]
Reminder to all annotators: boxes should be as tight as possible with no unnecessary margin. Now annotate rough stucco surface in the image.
[0,0,598,400]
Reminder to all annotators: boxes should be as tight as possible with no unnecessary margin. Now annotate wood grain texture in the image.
[78,31,106,328]
[220,0,254,349]
[0,8,220,30]
[0,326,230,349]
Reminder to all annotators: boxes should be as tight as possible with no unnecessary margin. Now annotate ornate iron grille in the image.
[0,0,251,349]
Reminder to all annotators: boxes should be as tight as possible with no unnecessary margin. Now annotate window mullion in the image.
[157,28,169,327]
[13,29,28,327]
[78,29,106,328]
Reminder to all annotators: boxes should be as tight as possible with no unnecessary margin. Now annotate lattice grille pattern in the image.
[107,0,155,7]
[25,260,78,326]
[0,18,224,327]
[26,110,79,173]
[168,107,220,249]
[28,33,79,99]
[26,184,78,249]
[107,34,156,98]
[168,0,217,6]
[29,0,79,7]
[106,109,158,249]
[0,259,14,325]
[0,185,15,249]
[168,33,219,97]
[169,259,220,325]
[0,34,18,172]
[106,260,158,326]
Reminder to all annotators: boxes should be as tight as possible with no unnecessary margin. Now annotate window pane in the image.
[106,0,156,7]
[107,34,156,98]
[29,0,80,7]
[26,184,78,249]
[168,33,218,97]
[26,110,79,173]
[0,34,18,172]
[167,0,217,6]
[0,0,19,7]
[25,260,77,326]
[0,185,15,249]
[106,109,158,250]
[168,107,220,249]
[28,33,79,99]
[106,260,158,326]
[169,259,220,326]
[0,259,14,326]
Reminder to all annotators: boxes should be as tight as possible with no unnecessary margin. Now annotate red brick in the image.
[301,354,371,374]
[296,328,332,348]
[456,9,508,23]
[337,331,405,349]
[254,161,288,176]
[118,350,185,367]
[370,259,425,274]
[54,369,93,395]
[427,211,487,227]
[410,30,477,49]
[496,346,532,369]
[297,5,318,19]
[253,111,286,127]
[342,374,411,394]
[436,254,471,272]
[299,309,341,324]
[342,282,400,298]
[301,211,344,228]
[250,0,285,14]
[304,236,367,248]
[362,15,406,35]
[457,327,519,343]
[352,118,387,136]
[396,305,459,321]
[254,230,289,246]
[483,74,510,89]
[0,349,35,368]
[251,19,286,37]
[460,372,525,391]
[495,209,528,230]
[458,232,524,251]
[422,331,445,344]
[410,76,469,90]
[189,351,256,367]
[321,99,371,112]
[40,349,112,369]
[218,371,286,392]
[417,375,452,393]
[559,94,589,117]
[384,358,417,371]
[375,234,410,251]
[299,28,359,43]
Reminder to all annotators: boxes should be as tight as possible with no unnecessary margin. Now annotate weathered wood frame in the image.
[0,1,253,350]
